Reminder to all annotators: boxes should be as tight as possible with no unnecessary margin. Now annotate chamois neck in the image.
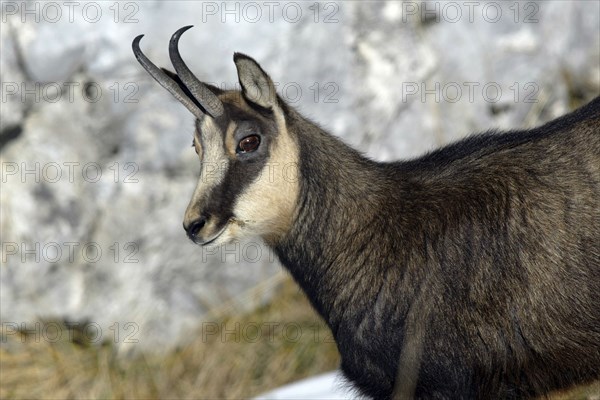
[273,110,396,333]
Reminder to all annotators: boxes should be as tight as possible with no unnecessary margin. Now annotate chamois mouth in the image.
[196,222,230,246]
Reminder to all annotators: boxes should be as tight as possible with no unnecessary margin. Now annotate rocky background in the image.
[1,0,599,353]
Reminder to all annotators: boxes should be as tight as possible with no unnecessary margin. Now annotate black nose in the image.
[184,216,207,239]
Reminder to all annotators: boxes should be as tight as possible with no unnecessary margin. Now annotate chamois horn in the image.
[132,27,224,119]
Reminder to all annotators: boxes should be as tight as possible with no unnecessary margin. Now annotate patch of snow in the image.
[254,371,364,400]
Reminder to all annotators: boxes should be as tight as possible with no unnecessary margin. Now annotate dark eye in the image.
[238,135,260,153]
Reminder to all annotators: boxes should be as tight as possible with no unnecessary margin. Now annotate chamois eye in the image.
[238,135,260,153]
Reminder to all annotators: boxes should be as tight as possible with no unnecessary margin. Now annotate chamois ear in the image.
[233,53,278,110]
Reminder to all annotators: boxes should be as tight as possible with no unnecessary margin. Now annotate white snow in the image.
[254,371,364,400]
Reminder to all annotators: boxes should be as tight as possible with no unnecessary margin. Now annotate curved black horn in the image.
[169,26,224,118]
[132,34,206,120]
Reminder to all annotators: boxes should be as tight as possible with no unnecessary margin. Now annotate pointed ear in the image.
[233,53,278,110]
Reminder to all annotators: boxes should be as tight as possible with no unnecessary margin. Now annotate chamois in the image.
[133,26,600,399]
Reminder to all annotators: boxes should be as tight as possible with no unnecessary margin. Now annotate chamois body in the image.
[133,28,600,399]
[275,99,600,398]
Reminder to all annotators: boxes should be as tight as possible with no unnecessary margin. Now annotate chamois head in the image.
[133,26,299,246]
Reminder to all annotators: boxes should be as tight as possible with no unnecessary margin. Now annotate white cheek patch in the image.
[232,108,300,243]
[185,118,229,221]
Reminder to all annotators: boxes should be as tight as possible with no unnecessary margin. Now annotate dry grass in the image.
[1,276,598,399]
[0,277,339,400]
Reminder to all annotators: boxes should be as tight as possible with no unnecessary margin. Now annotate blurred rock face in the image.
[1,1,598,352]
